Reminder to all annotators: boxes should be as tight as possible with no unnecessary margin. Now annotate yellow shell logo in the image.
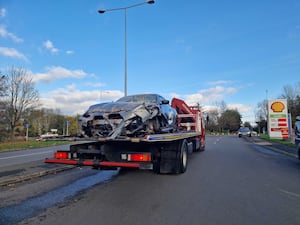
[271,101,285,112]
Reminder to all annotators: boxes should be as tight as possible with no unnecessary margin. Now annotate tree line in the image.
[205,81,300,134]
[0,67,79,140]
[204,101,243,134]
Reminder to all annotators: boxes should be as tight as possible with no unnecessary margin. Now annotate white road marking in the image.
[278,188,300,199]
[0,150,54,160]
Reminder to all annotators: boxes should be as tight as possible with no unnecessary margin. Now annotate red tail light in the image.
[55,151,69,159]
[128,153,151,162]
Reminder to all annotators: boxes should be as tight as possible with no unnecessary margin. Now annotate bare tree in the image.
[215,100,227,114]
[0,72,7,97]
[205,108,219,132]
[4,67,40,138]
[0,72,8,139]
[279,83,300,125]
[255,99,268,134]
[255,100,268,120]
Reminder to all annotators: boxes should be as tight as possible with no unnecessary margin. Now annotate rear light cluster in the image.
[54,151,69,159]
[127,153,151,162]
[54,151,151,163]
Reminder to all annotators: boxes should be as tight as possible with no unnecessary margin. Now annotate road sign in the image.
[268,99,288,139]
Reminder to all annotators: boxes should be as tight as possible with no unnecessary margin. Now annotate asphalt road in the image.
[0,144,70,167]
[1,135,300,225]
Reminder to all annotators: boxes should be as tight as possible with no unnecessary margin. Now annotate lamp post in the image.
[98,0,155,97]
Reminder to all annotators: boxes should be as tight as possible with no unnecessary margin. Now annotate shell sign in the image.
[270,101,285,113]
[268,99,289,139]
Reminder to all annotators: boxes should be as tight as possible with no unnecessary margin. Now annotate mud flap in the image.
[159,150,178,174]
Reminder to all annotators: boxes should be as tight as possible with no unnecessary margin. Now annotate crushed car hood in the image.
[90,102,153,113]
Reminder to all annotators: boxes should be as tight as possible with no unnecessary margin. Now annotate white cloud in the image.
[66,50,74,55]
[168,92,180,99]
[43,40,59,54]
[228,103,252,113]
[206,80,236,86]
[43,40,74,55]
[169,84,255,123]
[0,46,28,61]
[33,66,88,83]
[84,82,106,88]
[179,85,238,106]
[0,26,24,43]
[0,8,6,17]
[40,86,123,115]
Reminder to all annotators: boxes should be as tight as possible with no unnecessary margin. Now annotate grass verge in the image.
[259,134,296,147]
[0,140,72,152]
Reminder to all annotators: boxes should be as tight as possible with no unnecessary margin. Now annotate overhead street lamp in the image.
[98,0,155,97]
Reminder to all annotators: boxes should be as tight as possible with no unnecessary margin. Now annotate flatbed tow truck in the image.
[45,98,205,174]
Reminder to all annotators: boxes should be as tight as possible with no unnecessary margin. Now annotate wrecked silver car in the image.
[79,94,178,139]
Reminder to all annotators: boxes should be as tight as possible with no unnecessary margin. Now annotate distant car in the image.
[40,132,59,138]
[238,127,251,137]
[79,94,178,139]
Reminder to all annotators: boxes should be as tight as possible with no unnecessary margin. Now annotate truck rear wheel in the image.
[176,139,188,173]
[155,140,188,174]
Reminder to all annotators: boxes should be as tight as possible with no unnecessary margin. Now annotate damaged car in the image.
[79,94,178,139]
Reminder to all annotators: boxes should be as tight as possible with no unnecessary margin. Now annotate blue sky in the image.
[0,0,299,124]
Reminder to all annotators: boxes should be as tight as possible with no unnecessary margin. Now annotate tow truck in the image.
[45,98,205,174]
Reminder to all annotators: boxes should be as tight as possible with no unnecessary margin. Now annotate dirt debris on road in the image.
[0,160,74,188]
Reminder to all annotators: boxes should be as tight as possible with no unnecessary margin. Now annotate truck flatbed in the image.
[94,131,202,143]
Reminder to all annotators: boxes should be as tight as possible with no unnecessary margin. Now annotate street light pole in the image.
[98,0,155,97]
[124,8,127,96]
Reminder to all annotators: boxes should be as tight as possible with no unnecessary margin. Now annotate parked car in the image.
[238,127,251,137]
[79,94,178,139]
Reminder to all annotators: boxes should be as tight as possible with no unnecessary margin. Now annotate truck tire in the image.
[176,139,188,173]
[155,140,188,174]
[193,138,205,152]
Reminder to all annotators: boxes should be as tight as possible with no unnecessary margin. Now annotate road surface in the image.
[0,135,299,225]
[0,144,70,167]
